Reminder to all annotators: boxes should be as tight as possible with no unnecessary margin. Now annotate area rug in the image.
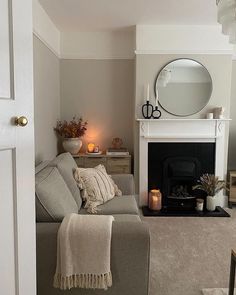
[142,208,236,295]
[202,288,235,295]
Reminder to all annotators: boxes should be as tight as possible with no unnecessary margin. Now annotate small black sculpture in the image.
[142,101,154,119]
[142,101,162,119]
[152,105,162,119]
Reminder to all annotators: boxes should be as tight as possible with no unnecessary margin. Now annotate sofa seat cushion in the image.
[112,214,141,222]
[35,167,78,222]
[49,153,82,209]
[79,195,139,215]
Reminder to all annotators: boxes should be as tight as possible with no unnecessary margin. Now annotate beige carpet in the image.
[141,209,236,295]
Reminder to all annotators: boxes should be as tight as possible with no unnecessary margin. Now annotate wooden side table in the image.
[73,153,131,174]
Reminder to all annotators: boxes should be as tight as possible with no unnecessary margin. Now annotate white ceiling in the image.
[38,0,218,32]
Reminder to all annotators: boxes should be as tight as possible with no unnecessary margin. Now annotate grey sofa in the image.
[36,153,150,295]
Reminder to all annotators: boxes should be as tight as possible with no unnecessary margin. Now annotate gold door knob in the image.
[15,116,28,127]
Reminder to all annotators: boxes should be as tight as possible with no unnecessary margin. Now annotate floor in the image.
[142,209,236,295]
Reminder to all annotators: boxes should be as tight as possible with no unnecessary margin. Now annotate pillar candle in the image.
[146,84,150,101]
[155,89,159,107]
[149,189,162,211]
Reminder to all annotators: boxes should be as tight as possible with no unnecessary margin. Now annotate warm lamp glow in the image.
[87,143,95,153]
[149,189,162,211]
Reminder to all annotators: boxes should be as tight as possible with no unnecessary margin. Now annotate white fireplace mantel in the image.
[137,118,231,206]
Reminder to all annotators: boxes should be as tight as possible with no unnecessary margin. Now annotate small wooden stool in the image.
[229,250,236,295]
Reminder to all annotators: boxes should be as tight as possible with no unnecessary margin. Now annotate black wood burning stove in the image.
[162,157,200,211]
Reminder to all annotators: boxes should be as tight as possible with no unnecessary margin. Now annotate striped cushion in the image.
[74,165,122,213]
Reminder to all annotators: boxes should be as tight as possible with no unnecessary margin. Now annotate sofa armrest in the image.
[111,174,135,195]
[36,221,150,295]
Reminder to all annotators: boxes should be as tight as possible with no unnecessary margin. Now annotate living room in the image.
[1,1,236,295]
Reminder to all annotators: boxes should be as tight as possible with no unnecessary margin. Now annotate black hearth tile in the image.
[142,206,230,217]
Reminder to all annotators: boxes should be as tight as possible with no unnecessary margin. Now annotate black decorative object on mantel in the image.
[142,102,162,119]
[142,101,153,119]
[152,105,162,119]
[142,84,162,119]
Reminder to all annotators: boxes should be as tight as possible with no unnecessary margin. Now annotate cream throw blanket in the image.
[53,213,114,290]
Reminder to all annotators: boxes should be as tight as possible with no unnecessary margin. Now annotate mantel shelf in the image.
[144,135,219,139]
[136,118,231,122]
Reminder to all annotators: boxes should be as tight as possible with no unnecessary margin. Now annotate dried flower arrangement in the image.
[54,117,88,138]
[193,174,227,196]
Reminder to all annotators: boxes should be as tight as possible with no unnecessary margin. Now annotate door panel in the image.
[0,0,36,295]
[0,0,14,100]
[0,149,17,295]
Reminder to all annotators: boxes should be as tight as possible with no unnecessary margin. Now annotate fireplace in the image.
[148,143,215,211]
[138,119,229,208]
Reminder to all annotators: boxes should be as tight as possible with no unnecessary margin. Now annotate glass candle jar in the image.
[148,189,162,211]
[87,143,95,153]
[196,198,204,212]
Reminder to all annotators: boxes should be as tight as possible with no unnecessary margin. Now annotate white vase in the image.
[206,195,217,211]
[62,138,82,155]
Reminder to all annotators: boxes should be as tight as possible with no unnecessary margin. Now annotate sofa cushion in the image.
[35,161,51,174]
[49,153,82,209]
[74,164,122,213]
[111,174,135,195]
[112,214,141,222]
[35,167,78,222]
[79,195,139,215]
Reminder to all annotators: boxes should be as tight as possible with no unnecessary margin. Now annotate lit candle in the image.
[152,196,158,208]
[87,143,95,153]
[146,84,150,102]
[148,189,162,211]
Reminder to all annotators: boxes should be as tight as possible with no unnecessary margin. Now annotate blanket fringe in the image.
[53,272,112,290]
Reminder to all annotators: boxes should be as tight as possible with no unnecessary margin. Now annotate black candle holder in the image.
[152,105,162,119]
[142,101,153,119]
[142,101,162,119]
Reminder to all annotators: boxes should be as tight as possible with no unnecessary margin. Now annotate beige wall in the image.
[229,60,236,170]
[33,35,60,165]
[33,39,235,176]
[60,59,134,154]
[135,54,232,190]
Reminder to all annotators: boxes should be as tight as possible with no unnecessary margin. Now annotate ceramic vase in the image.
[62,138,82,155]
[206,195,217,211]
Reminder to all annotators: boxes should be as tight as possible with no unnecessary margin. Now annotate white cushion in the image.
[74,165,122,213]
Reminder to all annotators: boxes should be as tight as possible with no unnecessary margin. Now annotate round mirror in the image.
[155,59,212,117]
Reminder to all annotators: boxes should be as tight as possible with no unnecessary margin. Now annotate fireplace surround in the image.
[138,119,230,208]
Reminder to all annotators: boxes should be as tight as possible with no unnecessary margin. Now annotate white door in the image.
[0,0,36,295]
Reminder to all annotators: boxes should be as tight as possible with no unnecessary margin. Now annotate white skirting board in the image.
[202,288,235,295]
